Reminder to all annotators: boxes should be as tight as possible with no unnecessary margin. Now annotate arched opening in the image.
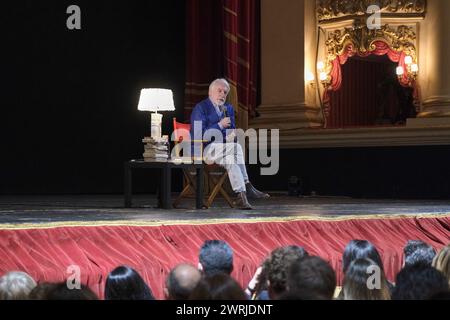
[327,55,416,128]
[322,40,419,129]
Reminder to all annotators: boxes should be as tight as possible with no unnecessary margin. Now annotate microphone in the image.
[220,104,228,118]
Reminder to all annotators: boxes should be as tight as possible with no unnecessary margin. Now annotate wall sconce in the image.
[306,71,315,87]
[396,55,419,83]
[317,61,330,86]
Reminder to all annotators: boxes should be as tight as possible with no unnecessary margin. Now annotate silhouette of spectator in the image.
[165,263,201,300]
[189,273,247,300]
[105,266,154,300]
[198,240,233,275]
[392,264,449,300]
[0,271,37,300]
[343,258,391,300]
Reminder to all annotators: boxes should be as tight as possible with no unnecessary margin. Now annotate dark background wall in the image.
[248,146,450,199]
[1,0,186,194]
[2,1,450,199]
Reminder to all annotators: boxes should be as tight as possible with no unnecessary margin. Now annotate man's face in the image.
[209,83,229,107]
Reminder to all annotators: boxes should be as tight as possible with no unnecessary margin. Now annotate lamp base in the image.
[151,113,163,139]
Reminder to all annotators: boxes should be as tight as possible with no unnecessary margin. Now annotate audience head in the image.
[199,240,234,276]
[165,263,202,300]
[342,240,384,274]
[105,266,154,300]
[287,256,336,300]
[343,258,391,300]
[404,240,436,267]
[0,271,37,300]
[45,282,98,300]
[392,264,449,300]
[432,245,450,285]
[28,283,59,300]
[261,245,308,299]
[189,273,247,300]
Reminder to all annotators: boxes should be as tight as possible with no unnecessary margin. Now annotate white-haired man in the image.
[190,78,269,210]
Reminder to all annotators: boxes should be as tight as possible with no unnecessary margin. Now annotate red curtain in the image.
[1,215,449,299]
[324,41,419,127]
[184,0,223,120]
[185,0,260,121]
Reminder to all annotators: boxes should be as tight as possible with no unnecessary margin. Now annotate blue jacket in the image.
[190,98,236,146]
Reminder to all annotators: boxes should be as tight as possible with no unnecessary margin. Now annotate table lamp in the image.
[138,88,175,139]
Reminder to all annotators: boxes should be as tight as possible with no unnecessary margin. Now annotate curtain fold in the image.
[185,0,260,127]
[1,215,448,299]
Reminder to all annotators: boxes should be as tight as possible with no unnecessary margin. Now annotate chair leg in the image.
[173,170,196,207]
[173,184,192,207]
[219,184,234,208]
[205,173,229,208]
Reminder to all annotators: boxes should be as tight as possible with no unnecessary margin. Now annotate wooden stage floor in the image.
[0,194,449,226]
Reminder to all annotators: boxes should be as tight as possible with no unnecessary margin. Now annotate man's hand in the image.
[219,117,231,129]
[225,129,236,142]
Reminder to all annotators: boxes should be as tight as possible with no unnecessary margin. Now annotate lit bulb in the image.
[404,55,413,65]
[306,71,315,82]
[396,66,405,76]
[411,63,419,73]
[317,61,325,71]
[319,72,328,81]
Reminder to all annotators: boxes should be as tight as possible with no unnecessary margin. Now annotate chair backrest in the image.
[173,118,191,143]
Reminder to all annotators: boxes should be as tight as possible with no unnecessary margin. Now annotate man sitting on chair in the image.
[190,78,269,210]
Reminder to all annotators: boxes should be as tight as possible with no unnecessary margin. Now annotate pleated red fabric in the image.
[1,216,449,299]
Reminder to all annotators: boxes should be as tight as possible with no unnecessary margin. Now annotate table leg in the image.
[162,165,172,209]
[124,162,132,208]
[196,166,204,209]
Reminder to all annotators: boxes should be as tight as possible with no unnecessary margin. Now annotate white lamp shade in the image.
[138,88,175,112]
[396,66,404,76]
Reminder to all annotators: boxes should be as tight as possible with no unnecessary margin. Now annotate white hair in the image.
[209,78,230,93]
[0,271,37,300]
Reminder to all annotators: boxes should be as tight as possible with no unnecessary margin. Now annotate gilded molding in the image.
[317,0,427,22]
[325,22,417,60]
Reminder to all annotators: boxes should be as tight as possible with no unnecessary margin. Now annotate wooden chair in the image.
[172,118,234,208]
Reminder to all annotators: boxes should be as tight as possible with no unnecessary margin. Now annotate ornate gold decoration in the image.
[317,0,427,22]
[325,21,417,62]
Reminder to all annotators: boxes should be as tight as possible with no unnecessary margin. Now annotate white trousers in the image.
[203,143,249,193]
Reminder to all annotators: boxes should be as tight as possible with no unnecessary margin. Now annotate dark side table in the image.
[124,160,204,209]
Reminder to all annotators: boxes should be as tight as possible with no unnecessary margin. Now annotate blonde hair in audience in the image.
[0,271,37,300]
[432,244,450,285]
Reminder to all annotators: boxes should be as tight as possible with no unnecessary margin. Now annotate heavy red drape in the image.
[324,41,419,128]
[185,0,260,121]
[1,215,449,299]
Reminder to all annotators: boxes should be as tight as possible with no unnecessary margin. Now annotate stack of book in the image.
[142,136,169,162]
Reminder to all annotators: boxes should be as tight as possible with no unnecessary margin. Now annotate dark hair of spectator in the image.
[392,264,450,300]
[45,282,98,300]
[343,258,391,300]
[258,245,308,298]
[342,240,384,274]
[189,273,247,300]
[287,255,336,300]
[28,283,59,300]
[404,240,436,267]
[104,266,154,300]
[199,240,233,275]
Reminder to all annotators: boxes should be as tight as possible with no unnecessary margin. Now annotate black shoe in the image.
[246,183,270,199]
[233,191,252,210]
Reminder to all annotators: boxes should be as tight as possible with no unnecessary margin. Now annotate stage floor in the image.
[0,194,449,226]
